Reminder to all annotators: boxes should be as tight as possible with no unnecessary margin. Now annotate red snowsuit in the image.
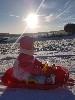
[13,36,44,82]
[13,53,43,81]
[18,53,43,75]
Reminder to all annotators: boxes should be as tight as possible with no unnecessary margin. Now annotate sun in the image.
[26,13,38,28]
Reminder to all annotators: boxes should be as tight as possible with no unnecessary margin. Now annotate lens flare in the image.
[26,13,38,28]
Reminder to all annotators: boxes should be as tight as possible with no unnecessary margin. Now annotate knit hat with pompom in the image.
[20,36,35,50]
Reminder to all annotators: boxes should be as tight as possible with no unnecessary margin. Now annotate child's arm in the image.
[33,59,43,69]
[19,62,42,75]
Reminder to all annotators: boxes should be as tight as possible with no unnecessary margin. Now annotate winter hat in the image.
[20,36,35,50]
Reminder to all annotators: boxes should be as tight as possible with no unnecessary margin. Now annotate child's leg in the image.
[34,75,46,84]
[26,75,46,84]
[26,75,39,84]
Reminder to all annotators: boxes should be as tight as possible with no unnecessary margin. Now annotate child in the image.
[13,36,46,84]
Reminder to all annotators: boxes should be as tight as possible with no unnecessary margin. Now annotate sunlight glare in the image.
[26,13,38,28]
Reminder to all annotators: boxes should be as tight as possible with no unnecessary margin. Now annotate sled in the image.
[1,65,69,90]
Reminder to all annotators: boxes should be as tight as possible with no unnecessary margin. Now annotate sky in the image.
[0,0,75,34]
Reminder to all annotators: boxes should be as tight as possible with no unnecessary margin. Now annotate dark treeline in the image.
[64,23,75,34]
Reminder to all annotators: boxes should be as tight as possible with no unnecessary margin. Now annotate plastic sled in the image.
[1,66,69,90]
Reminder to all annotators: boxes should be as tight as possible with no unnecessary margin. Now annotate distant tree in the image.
[64,23,75,34]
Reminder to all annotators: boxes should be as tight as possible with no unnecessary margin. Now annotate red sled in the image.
[1,66,69,90]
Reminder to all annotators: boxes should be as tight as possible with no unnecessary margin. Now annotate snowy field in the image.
[0,35,75,100]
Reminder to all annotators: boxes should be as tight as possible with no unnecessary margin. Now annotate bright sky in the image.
[0,0,75,34]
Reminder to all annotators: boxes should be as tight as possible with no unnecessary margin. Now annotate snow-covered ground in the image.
[0,36,75,100]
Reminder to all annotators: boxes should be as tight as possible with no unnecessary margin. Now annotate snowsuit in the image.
[13,36,46,84]
[13,36,55,84]
[13,53,44,81]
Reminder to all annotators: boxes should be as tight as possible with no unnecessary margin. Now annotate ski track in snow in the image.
[0,37,75,99]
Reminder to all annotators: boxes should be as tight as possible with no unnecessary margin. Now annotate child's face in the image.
[25,42,34,51]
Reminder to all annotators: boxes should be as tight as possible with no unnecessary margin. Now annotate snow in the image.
[0,35,75,99]
[0,87,75,100]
